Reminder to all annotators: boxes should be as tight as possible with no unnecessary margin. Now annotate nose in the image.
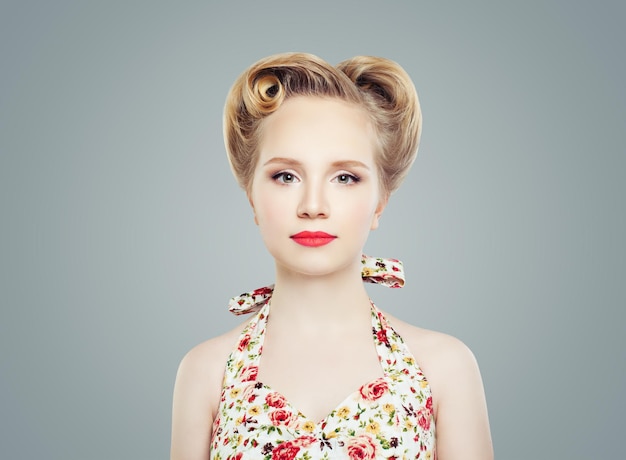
[297,180,329,219]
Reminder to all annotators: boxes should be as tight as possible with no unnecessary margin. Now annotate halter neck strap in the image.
[228,255,404,316]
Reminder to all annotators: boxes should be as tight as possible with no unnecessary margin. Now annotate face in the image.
[248,96,386,279]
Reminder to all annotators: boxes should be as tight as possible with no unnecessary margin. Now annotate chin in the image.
[273,252,361,279]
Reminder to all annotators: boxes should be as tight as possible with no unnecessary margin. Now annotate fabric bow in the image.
[228,255,404,315]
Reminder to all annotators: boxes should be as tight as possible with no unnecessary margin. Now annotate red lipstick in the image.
[290,231,337,247]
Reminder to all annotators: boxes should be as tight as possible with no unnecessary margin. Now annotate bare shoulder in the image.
[170,320,249,460]
[384,312,479,380]
[174,319,249,414]
[383,311,494,459]
[178,321,247,379]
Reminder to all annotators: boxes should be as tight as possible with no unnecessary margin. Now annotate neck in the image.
[268,259,372,330]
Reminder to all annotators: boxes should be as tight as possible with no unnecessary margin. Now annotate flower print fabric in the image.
[210,285,436,458]
[228,255,405,316]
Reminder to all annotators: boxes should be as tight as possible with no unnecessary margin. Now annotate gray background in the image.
[1,1,624,458]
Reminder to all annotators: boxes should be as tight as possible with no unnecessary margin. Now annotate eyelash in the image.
[333,173,361,185]
[271,171,300,184]
[270,171,361,185]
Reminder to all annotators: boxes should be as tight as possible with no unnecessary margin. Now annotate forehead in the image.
[258,96,377,162]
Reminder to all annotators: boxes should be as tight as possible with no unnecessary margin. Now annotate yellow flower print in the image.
[362,267,373,277]
[366,421,380,434]
[301,420,315,432]
[212,285,438,457]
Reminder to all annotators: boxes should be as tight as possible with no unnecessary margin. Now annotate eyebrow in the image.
[262,157,371,170]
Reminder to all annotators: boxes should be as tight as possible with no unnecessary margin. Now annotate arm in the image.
[432,338,493,460]
[170,345,216,460]
[390,317,493,460]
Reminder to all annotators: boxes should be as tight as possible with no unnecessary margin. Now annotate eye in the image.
[272,171,299,184]
[333,173,360,185]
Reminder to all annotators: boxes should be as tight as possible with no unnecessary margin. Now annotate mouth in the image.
[290,231,337,247]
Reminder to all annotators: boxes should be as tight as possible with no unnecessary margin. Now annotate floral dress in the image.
[210,256,436,460]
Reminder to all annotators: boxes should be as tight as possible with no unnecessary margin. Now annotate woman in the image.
[171,52,493,459]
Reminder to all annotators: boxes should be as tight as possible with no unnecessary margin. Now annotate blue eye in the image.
[335,173,360,184]
[272,172,299,184]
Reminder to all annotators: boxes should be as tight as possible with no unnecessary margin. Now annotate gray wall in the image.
[1,1,624,458]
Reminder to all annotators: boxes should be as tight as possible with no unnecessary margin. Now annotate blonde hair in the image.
[224,52,421,194]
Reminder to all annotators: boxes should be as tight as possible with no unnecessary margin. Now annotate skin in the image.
[170,96,493,459]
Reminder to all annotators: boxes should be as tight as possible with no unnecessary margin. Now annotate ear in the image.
[370,193,389,230]
[247,191,259,225]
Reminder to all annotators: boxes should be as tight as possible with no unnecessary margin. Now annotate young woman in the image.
[171,52,493,460]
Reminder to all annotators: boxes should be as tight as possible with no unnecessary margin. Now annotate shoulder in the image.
[179,323,246,372]
[385,312,479,386]
[174,320,249,410]
[384,312,494,459]
[170,320,249,460]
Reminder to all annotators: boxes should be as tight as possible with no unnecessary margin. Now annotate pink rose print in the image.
[346,434,378,460]
[271,441,301,460]
[376,329,389,345]
[212,285,436,458]
[292,435,316,448]
[359,378,389,401]
[268,409,299,428]
[237,333,251,351]
[253,286,274,297]
[240,383,256,402]
[265,392,287,408]
[417,407,432,431]
[240,365,258,382]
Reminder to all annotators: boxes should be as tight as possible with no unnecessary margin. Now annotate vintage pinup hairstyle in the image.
[223,52,421,195]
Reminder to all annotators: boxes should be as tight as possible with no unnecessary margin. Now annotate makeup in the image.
[290,231,337,247]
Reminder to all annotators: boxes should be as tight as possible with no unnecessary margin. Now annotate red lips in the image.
[290,231,337,247]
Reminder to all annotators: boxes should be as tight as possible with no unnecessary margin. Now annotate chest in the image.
[257,332,384,422]
[211,330,435,459]
[211,370,435,459]
[210,306,436,459]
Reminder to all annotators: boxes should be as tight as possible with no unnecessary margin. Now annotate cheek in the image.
[336,197,379,230]
[251,188,290,229]
[257,207,281,231]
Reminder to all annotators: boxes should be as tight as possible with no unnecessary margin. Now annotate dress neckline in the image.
[236,300,403,425]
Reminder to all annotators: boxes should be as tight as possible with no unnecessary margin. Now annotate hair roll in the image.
[224,52,421,194]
